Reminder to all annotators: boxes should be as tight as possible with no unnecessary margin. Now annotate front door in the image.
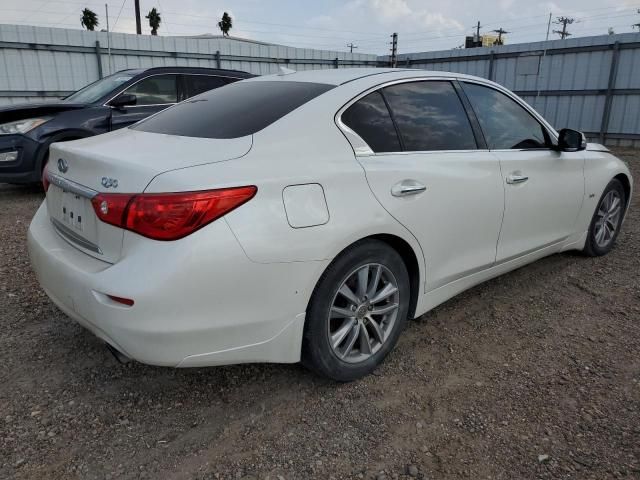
[460,81,584,261]
[341,80,504,291]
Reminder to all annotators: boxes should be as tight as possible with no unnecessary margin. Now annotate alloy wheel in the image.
[594,189,622,248]
[327,263,400,363]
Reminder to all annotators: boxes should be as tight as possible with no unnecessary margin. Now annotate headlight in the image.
[0,117,51,134]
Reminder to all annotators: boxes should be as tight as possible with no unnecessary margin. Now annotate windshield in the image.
[133,80,335,139]
[65,73,135,104]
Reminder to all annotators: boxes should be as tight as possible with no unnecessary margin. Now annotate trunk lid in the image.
[45,128,253,263]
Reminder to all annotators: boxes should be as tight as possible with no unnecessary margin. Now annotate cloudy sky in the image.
[2,0,640,53]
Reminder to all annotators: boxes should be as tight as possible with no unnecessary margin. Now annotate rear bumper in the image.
[0,134,42,183]
[28,201,327,367]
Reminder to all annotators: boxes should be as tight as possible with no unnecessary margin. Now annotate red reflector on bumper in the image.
[106,295,135,306]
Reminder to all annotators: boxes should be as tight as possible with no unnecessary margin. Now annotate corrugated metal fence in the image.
[0,24,377,105]
[392,32,640,147]
[2,24,639,147]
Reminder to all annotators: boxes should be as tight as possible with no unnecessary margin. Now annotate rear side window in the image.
[462,82,548,149]
[341,91,401,153]
[133,81,334,139]
[185,75,229,98]
[123,75,177,105]
[383,81,477,151]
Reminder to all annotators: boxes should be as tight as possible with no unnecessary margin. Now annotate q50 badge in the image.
[101,177,119,189]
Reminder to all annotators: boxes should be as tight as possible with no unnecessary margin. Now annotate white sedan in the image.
[28,68,632,381]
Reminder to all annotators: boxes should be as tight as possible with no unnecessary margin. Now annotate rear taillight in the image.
[91,186,257,241]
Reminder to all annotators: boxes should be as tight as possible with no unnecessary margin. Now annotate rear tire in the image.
[583,178,626,257]
[302,239,410,381]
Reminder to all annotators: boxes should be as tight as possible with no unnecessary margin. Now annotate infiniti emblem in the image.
[57,158,68,173]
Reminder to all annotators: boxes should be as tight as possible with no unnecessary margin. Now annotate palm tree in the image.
[218,12,232,36]
[146,8,161,36]
[80,8,99,31]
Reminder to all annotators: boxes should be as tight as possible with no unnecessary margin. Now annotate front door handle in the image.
[506,173,529,185]
[391,180,427,197]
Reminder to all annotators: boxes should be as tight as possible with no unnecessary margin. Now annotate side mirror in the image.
[557,128,587,152]
[109,93,137,109]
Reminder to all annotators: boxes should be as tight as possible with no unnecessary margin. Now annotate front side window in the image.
[119,75,178,106]
[185,75,229,98]
[462,82,548,150]
[134,81,334,139]
[383,81,477,151]
[64,73,135,104]
[341,91,401,153]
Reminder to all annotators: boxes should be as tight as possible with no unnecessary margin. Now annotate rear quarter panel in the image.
[144,84,426,286]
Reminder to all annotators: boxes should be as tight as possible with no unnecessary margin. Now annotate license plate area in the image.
[61,191,86,232]
[47,184,100,253]
[45,176,123,264]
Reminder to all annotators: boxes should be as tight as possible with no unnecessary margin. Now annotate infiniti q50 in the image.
[28,68,632,381]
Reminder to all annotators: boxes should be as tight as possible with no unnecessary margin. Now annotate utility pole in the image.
[347,43,358,53]
[545,12,552,41]
[134,0,142,34]
[553,16,574,39]
[492,28,508,45]
[390,33,398,67]
[633,9,640,31]
[105,3,112,75]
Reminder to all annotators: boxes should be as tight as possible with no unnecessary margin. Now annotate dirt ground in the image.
[1,149,639,480]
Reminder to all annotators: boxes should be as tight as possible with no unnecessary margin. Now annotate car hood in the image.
[0,101,87,123]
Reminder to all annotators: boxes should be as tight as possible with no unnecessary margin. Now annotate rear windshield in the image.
[133,80,334,139]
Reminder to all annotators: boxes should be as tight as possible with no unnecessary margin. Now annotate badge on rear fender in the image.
[101,177,118,189]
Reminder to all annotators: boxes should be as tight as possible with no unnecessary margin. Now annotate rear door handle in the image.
[506,174,529,185]
[391,180,427,197]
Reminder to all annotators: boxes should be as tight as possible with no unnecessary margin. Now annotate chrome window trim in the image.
[360,149,492,157]
[103,73,245,108]
[336,76,478,157]
[335,75,559,157]
[46,171,98,199]
[459,78,559,144]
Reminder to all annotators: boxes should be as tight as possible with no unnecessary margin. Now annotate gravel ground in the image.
[1,149,639,480]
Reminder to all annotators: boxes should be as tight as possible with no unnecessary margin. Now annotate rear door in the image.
[109,74,179,130]
[460,81,584,261]
[342,80,504,290]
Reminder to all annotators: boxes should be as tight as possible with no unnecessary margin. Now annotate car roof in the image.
[246,68,490,86]
[116,66,254,78]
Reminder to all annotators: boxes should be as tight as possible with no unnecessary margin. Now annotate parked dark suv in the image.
[0,66,254,184]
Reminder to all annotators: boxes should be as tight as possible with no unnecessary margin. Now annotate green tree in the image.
[80,8,99,31]
[218,12,232,36]
[146,8,161,36]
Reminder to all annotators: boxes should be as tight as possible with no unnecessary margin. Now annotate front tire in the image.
[583,178,626,256]
[302,239,410,381]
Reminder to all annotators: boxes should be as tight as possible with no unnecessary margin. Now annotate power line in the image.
[112,0,127,31]
[3,1,640,53]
